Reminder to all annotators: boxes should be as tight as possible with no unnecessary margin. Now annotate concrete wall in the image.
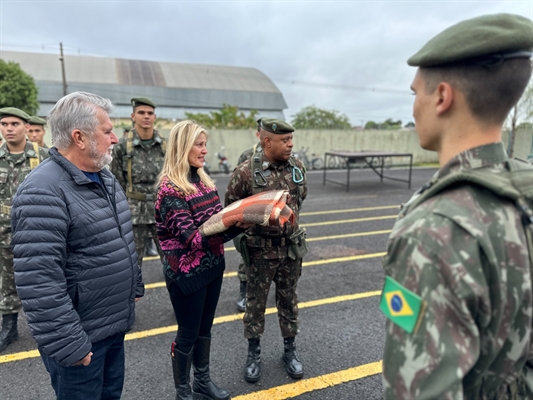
[41,127,533,167]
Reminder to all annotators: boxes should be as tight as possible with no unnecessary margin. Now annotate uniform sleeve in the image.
[110,141,127,191]
[224,164,251,207]
[12,186,92,367]
[382,224,487,400]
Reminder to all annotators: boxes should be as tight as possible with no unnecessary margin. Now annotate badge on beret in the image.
[379,276,426,333]
[272,123,277,132]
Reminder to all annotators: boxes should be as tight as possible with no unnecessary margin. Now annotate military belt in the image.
[0,204,11,215]
[245,236,288,248]
[126,191,155,201]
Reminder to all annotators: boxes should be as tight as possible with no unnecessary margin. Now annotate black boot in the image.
[192,336,230,400]
[171,342,194,400]
[244,338,261,383]
[0,313,18,353]
[282,337,304,379]
[146,239,158,256]
[236,281,247,312]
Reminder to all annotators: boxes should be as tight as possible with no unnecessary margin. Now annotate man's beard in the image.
[88,139,113,170]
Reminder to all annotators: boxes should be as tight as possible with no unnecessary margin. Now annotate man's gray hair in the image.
[48,92,114,150]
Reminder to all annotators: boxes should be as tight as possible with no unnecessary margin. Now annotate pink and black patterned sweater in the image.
[155,168,241,295]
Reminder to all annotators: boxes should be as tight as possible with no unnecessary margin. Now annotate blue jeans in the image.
[39,332,126,400]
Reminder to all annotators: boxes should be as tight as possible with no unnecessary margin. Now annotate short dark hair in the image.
[420,58,531,125]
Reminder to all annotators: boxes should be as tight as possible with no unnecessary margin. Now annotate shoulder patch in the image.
[379,276,426,333]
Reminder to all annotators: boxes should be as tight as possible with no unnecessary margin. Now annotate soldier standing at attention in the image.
[27,116,49,148]
[0,107,48,352]
[381,14,533,399]
[110,98,166,268]
[225,118,308,383]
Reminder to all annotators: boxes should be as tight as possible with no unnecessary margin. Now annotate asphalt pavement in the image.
[0,166,437,400]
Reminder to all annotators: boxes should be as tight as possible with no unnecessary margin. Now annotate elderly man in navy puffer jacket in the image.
[11,91,144,400]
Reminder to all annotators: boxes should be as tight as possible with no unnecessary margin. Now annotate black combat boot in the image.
[0,313,18,353]
[244,338,261,383]
[192,336,230,400]
[282,337,304,379]
[171,342,194,400]
[236,281,247,312]
[146,239,159,256]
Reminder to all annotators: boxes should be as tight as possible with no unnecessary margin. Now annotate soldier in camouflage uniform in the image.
[0,107,48,352]
[381,14,533,399]
[27,116,49,148]
[225,118,307,383]
[110,98,165,268]
[234,131,262,312]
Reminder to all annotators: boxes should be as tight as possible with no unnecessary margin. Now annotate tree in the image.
[364,119,402,130]
[404,122,415,128]
[291,105,351,129]
[185,105,258,129]
[0,59,39,115]
[506,79,533,157]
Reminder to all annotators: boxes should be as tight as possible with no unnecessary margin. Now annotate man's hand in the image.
[135,297,141,303]
[73,352,93,366]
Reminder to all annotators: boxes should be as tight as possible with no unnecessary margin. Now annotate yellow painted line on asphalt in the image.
[301,205,398,216]
[302,215,397,228]
[144,252,386,289]
[233,361,383,400]
[0,290,381,364]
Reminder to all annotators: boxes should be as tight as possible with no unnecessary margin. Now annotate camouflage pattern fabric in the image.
[110,129,165,263]
[244,250,302,339]
[382,142,533,400]
[0,141,48,315]
[133,224,162,269]
[225,152,307,339]
[237,147,254,166]
[237,259,247,282]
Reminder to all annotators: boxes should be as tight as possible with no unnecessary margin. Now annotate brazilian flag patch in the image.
[379,276,426,333]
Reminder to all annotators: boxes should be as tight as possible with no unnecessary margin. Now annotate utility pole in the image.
[59,42,68,96]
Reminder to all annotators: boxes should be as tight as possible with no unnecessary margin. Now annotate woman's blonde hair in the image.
[157,120,215,194]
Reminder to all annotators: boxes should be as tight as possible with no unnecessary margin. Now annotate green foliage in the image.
[0,59,39,115]
[404,121,415,128]
[291,105,351,130]
[185,104,259,129]
[364,118,402,130]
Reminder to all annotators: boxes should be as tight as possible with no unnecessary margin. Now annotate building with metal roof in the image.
[1,51,287,120]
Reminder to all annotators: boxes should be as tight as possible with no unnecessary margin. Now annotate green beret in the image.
[131,97,156,109]
[0,107,30,122]
[257,118,294,134]
[408,13,533,67]
[28,116,47,126]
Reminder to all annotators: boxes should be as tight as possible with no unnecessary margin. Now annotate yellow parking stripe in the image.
[302,215,397,228]
[233,361,383,400]
[301,205,398,216]
[144,252,386,289]
[0,290,381,364]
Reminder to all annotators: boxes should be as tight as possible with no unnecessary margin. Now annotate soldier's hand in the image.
[135,297,141,303]
[73,352,93,366]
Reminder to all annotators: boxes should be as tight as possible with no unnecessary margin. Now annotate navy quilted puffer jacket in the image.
[12,147,144,366]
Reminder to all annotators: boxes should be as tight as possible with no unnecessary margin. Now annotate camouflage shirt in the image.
[110,129,166,225]
[225,152,307,238]
[382,142,533,400]
[0,141,49,237]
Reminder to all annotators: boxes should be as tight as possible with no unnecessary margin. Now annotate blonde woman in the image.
[155,120,240,400]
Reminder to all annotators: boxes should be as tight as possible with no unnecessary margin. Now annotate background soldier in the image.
[27,115,48,148]
[110,98,166,268]
[0,107,48,352]
[225,118,307,383]
[234,130,262,312]
[381,14,533,398]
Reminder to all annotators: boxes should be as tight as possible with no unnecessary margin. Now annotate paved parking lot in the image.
[0,166,437,400]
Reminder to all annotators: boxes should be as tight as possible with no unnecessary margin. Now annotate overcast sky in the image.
[1,0,531,126]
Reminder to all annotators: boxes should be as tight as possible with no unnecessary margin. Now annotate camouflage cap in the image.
[131,97,156,109]
[28,116,47,126]
[0,107,30,122]
[408,13,533,67]
[257,118,294,134]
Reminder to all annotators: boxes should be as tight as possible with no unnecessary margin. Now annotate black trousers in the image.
[166,275,224,353]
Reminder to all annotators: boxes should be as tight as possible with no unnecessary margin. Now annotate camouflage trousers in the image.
[244,248,302,339]
[133,224,163,269]
[237,257,247,282]
[0,240,21,315]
